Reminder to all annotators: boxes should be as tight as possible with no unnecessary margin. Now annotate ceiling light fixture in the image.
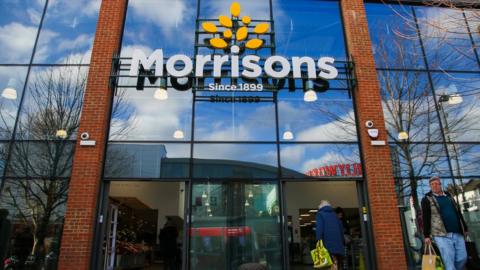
[2,78,17,100]
[153,78,168,100]
[173,129,184,139]
[303,80,317,102]
[56,129,67,139]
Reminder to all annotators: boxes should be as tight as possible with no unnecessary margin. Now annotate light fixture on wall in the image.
[248,190,253,198]
[153,78,168,100]
[56,129,67,139]
[202,191,208,198]
[2,78,17,100]
[398,131,409,140]
[303,80,317,102]
[244,200,250,207]
[282,124,294,140]
[205,200,210,207]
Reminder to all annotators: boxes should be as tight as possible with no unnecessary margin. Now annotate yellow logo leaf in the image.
[202,22,217,33]
[245,39,263,50]
[219,15,232,28]
[242,16,251,25]
[236,26,248,41]
[253,23,269,34]
[223,29,233,39]
[230,2,241,17]
[210,38,229,49]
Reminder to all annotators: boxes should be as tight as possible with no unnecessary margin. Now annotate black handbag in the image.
[466,236,480,270]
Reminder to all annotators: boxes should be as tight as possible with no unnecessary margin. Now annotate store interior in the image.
[101,181,363,270]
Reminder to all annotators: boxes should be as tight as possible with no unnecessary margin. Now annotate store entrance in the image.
[102,181,186,270]
[285,181,366,270]
[189,181,283,270]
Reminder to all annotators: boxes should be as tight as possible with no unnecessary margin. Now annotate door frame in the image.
[280,179,376,270]
[92,180,191,270]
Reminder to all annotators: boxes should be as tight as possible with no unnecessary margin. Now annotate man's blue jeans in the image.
[433,233,467,270]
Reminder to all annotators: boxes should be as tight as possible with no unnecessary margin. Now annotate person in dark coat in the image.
[159,217,179,270]
[316,200,345,269]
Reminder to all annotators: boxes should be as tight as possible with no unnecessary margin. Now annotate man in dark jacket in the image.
[159,218,179,270]
[316,200,344,269]
[421,176,468,270]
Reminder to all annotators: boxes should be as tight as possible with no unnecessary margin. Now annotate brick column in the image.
[58,0,126,269]
[340,0,407,269]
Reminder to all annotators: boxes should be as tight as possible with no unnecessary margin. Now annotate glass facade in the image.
[366,3,480,268]
[0,0,99,269]
[106,0,358,181]
[0,0,476,269]
[104,0,362,269]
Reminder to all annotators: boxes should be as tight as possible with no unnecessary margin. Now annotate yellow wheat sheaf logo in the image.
[202,2,269,50]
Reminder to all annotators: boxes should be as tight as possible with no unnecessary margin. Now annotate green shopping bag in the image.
[310,240,333,269]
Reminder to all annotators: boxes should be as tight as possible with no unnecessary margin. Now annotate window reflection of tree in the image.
[368,2,480,266]
[0,62,134,267]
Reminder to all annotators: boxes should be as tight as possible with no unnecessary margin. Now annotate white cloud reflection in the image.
[129,0,190,38]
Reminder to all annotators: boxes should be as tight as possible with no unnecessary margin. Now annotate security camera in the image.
[365,121,374,128]
[80,132,90,140]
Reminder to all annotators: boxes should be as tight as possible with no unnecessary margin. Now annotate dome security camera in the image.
[80,132,90,140]
[365,121,374,128]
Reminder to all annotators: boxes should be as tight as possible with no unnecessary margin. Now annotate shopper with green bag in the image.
[315,200,345,269]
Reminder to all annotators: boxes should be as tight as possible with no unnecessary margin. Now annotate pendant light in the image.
[2,78,17,100]
[303,80,317,102]
[153,78,168,100]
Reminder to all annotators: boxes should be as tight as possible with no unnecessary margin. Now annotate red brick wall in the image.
[340,0,407,269]
[58,0,126,269]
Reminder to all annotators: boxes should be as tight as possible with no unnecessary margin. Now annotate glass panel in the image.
[278,90,356,142]
[0,178,67,268]
[190,182,282,270]
[193,144,277,178]
[6,141,75,178]
[275,0,347,61]
[431,72,480,142]
[378,71,443,142]
[0,0,45,63]
[199,0,270,20]
[0,66,28,139]
[104,143,190,179]
[109,85,192,141]
[448,143,480,178]
[390,143,451,179]
[194,95,276,141]
[280,143,360,178]
[395,177,456,268]
[0,143,7,176]
[16,66,88,140]
[121,0,197,58]
[366,3,425,69]
[465,10,480,59]
[33,0,100,64]
[415,7,479,71]
[463,175,480,253]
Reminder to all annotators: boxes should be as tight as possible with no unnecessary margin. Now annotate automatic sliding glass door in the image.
[189,182,282,270]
